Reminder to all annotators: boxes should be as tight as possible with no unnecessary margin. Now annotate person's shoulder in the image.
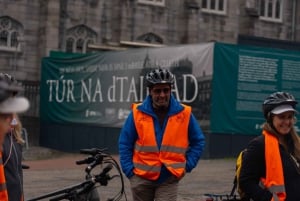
[248,135,264,145]
[246,135,265,153]
[250,135,264,142]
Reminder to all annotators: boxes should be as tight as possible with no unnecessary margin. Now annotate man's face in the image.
[0,113,13,151]
[150,84,171,110]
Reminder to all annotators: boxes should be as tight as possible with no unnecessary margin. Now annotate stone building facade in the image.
[2,0,299,80]
[0,0,300,145]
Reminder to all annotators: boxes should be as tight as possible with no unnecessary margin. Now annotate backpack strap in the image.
[230,175,237,196]
[230,149,246,198]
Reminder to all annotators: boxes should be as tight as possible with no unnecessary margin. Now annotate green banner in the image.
[40,43,214,127]
[211,42,300,135]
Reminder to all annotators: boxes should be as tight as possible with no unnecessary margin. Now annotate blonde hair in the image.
[11,115,25,144]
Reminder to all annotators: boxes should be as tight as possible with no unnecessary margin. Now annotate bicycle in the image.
[202,177,242,201]
[202,193,241,201]
[27,148,127,201]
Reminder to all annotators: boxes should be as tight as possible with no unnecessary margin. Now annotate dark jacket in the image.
[239,134,300,201]
[2,132,23,201]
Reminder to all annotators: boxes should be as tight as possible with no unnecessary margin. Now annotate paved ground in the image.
[22,147,237,201]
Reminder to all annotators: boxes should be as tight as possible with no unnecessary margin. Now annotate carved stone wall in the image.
[0,0,299,82]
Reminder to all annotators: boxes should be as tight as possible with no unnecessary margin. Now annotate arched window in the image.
[66,38,75,53]
[76,38,84,53]
[0,16,23,51]
[11,32,18,48]
[0,31,8,46]
[65,25,96,53]
[86,39,94,53]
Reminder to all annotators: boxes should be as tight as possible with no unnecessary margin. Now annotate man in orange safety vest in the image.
[119,68,205,201]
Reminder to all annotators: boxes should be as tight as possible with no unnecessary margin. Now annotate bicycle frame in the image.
[27,179,98,201]
[203,193,241,201]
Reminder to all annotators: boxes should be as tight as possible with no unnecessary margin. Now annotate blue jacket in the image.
[118,94,205,183]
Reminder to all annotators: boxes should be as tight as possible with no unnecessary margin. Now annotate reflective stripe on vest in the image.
[260,130,286,201]
[132,103,190,180]
[0,152,8,201]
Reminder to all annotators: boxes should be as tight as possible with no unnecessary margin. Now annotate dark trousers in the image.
[130,175,179,201]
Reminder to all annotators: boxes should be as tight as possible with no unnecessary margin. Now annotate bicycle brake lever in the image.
[85,155,104,172]
[99,164,113,177]
[95,164,113,186]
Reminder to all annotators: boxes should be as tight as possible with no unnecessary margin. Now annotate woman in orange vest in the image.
[1,74,27,201]
[2,114,25,201]
[119,68,205,201]
[239,92,300,201]
[0,73,29,201]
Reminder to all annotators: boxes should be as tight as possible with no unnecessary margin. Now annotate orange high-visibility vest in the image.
[0,152,8,201]
[260,130,286,201]
[132,103,191,180]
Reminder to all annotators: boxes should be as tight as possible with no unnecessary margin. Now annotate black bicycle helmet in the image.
[145,68,175,87]
[262,91,297,119]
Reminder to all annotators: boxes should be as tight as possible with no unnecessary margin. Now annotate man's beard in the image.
[156,105,168,111]
[152,101,169,111]
[151,96,170,111]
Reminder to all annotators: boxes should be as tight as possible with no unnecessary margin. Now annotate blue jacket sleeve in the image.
[118,112,137,178]
[185,114,205,172]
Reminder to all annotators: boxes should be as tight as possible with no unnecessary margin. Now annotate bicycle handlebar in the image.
[76,148,110,173]
[75,156,95,165]
[27,148,127,201]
